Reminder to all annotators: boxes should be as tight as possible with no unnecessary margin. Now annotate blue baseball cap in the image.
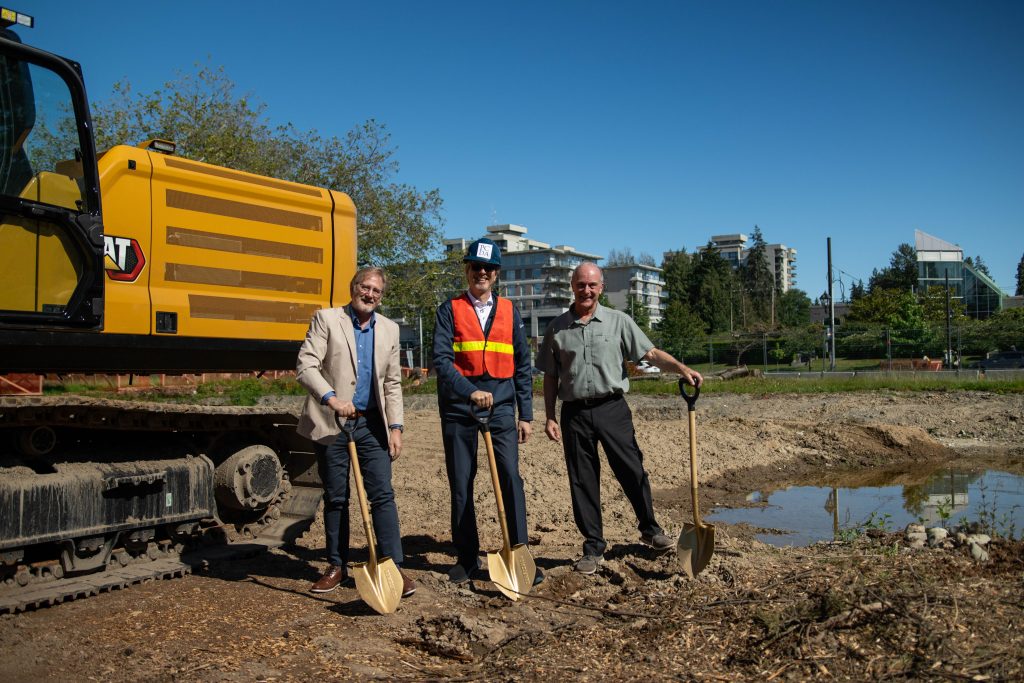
[464,238,501,267]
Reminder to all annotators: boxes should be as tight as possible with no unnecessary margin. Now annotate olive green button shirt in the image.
[539,302,654,401]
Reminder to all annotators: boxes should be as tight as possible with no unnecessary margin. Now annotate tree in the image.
[661,249,693,303]
[868,243,917,292]
[90,65,445,310]
[919,285,967,324]
[965,255,992,278]
[1018,253,1024,296]
[850,279,866,301]
[777,289,811,328]
[846,287,933,356]
[740,225,775,324]
[688,243,736,333]
[606,248,635,267]
[627,294,651,333]
[659,299,706,362]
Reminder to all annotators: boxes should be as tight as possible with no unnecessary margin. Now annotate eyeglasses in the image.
[468,262,498,273]
[355,283,383,297]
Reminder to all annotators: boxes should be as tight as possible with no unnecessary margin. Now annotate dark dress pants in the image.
[316,412,403,567]
[561,395,663,557]
[442,410,529,570]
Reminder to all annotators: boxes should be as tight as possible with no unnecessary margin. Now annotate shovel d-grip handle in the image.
[679,378,700,412]
[470,402,496,433]
[335,413,357,441]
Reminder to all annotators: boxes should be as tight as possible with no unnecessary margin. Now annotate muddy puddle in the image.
[706,464,1024,547]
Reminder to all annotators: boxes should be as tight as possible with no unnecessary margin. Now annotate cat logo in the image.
[103,235,146,282]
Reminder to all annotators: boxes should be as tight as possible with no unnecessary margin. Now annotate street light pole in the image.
[827,237,836,371]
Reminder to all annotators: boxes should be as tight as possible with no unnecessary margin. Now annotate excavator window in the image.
[0,30,100,324]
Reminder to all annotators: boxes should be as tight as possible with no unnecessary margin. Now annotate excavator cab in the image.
[0,11,103,330]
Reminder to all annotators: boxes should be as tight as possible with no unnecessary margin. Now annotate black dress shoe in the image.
[447,563,473,584]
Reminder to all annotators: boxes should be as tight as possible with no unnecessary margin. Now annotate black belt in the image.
[568,394,621,407]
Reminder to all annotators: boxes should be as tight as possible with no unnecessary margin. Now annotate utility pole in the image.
[418,309,424,370]
[827,237,836,371]
[944,272,952,369]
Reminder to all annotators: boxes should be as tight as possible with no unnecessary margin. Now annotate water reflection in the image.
[708,468,1023,547]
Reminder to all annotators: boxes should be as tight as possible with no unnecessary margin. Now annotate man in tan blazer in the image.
[296,266,414,597]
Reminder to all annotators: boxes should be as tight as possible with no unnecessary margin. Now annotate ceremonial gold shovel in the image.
[472,405,536,600]
[677,380,715,578]
[337,416,403,614]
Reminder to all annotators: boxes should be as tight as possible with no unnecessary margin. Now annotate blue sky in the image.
[20,0,1024,297]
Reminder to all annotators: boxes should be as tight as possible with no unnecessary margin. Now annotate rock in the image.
[955,532,968,546]
[905,523,925,536]
[970,542,989,563]
[907,538,926,549]
[966,533,991,546]
[926,528,949,547]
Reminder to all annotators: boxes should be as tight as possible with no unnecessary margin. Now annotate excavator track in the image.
[0,395,323,613]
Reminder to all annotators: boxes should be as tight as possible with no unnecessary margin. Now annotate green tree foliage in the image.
[868,243,917,293]
[777,288,811,327]
[658,299,706,362]
[740,225,776,322]
[688,243,736,333]
[661,249,693,303]
[850,279,866,301]
[847,287,922,327]
[90,65,444,309]
[1016,253,1024,296]
[627,294,651,333]
[964,255,992,278]
[981,308,1024,353]
[845,287,933,357]
[919,285,968,324]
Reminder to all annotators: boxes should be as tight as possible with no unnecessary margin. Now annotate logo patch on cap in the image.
[476,243,493,260]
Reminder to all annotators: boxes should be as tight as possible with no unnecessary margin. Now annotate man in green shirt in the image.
[539,262,702,575]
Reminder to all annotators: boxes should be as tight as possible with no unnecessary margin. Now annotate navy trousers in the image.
[442,410,529,570]
[560,395,663,557]
[316,412,403,567]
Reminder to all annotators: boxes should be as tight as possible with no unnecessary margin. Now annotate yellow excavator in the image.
[0,7,356,611]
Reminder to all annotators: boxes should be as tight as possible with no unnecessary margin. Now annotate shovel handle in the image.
[334,414,379,567]
[679,378,700,412]
[470,402,496,433]
[471,402,513,554]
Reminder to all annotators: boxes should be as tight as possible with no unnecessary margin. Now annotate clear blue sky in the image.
[20,0,1024,297]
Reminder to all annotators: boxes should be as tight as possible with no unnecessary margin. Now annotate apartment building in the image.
[697,233,798,292]
[602,263,668,325]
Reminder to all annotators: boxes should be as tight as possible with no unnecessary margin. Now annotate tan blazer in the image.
[296,306,404,445]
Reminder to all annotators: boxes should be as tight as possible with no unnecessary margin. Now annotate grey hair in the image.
[350,266,388,294]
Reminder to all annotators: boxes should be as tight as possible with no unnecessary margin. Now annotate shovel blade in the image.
[486,543,536,601]
[677,522,715,579]
[350,556,403,614]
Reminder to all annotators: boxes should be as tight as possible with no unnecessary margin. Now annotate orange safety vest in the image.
[451,294,515,378]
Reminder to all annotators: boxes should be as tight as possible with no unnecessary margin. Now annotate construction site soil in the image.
[2,390,1023,681]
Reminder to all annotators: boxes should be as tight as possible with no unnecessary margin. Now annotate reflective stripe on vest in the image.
[451,295,515,378]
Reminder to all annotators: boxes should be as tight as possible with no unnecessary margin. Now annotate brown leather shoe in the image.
[400,570,417,598]
[310,565,347,593]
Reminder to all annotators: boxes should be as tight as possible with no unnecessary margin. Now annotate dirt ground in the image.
[2,390,1023,681]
